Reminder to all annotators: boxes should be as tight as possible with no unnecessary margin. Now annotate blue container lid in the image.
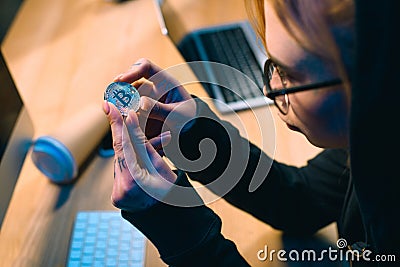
[31,136,78,183]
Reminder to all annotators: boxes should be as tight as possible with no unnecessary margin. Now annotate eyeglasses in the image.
[262,59,342,115]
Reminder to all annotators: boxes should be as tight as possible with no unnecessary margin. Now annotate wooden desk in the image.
[0,0,332,266]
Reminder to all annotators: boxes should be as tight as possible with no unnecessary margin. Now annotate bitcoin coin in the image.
[104,82,140,116]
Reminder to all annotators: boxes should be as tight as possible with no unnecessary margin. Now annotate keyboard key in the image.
[67,260,80,267]
[93,261,104,267]
[106,257,118,266]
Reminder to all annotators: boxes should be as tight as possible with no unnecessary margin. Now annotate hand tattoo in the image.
[117,156,127,172]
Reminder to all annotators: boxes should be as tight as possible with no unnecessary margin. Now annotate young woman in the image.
[102,0,392,266]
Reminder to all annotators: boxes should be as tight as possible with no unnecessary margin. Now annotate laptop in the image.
[0,0,34,231]
[153,0,272,113]
[0,51,34,231]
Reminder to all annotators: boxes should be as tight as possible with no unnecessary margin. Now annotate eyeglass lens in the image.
[267,62,289,114]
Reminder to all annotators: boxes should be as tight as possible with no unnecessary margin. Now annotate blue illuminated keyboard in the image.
[67,211,146,267]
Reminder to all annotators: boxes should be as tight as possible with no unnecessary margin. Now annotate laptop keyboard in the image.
[198,27,264,102]
[67,211,146,267]
[178,24,267,112]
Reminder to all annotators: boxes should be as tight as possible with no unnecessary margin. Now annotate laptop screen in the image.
[0,54,23,162]
[0,50,34,230]
[0,0,34,230]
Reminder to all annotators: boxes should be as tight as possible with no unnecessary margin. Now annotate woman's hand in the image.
[103,101,177,212]
[113,58,196,140]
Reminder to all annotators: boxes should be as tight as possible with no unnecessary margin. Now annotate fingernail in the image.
[139,96,150,112]
[103,100,110,115]
[160,131,171,147]
[113,74,123,82]
[160,131,171,138]
[125,110,136,124]
[130,62,142,68]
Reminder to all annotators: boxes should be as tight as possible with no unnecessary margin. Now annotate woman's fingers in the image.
[113,58,180,96]
[113,58,160,84]
[103,102,139,209]
[125,110,177,188]
[148,131,172,156]
[125,110,157,173]
[103,101,124,154]
[139,96,174,121]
